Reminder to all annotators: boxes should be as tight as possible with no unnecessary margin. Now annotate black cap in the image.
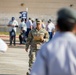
[12,17,15,21]
[57,7,76,23]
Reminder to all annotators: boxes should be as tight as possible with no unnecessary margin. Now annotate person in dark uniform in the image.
[25,19,49,75]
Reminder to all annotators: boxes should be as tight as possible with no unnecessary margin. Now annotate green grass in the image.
[0,32,19,35]
[0,32,9,35]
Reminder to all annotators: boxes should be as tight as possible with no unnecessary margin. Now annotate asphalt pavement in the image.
[0,35,29,75]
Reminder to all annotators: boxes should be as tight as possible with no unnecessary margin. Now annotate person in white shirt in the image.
[7,17,18,46]
[0,38,8,52]
[19,18,27,44]
[26,18,33,37]
[42,19,46,29]
[31,7,76,75]
[32,18,38,29]
[46,19,55,40]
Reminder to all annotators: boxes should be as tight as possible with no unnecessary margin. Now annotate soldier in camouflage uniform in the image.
[25,19,49,75]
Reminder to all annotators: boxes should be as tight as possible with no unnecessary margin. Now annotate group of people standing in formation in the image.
[6,7,76,75]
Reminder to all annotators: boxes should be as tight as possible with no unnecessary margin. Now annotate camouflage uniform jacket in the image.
[25,28,49,51]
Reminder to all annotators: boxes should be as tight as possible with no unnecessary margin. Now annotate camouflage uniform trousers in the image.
[28,49,38,71]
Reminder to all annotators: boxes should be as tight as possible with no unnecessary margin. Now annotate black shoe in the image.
[26,72,30,75]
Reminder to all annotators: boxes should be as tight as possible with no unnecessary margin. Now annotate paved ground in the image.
[0,35,29,75]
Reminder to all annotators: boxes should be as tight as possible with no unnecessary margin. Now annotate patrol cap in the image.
[57,7,76,23]
[36,19,42,23]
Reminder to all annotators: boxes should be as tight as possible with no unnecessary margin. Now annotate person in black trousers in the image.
[8,17,18,46]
